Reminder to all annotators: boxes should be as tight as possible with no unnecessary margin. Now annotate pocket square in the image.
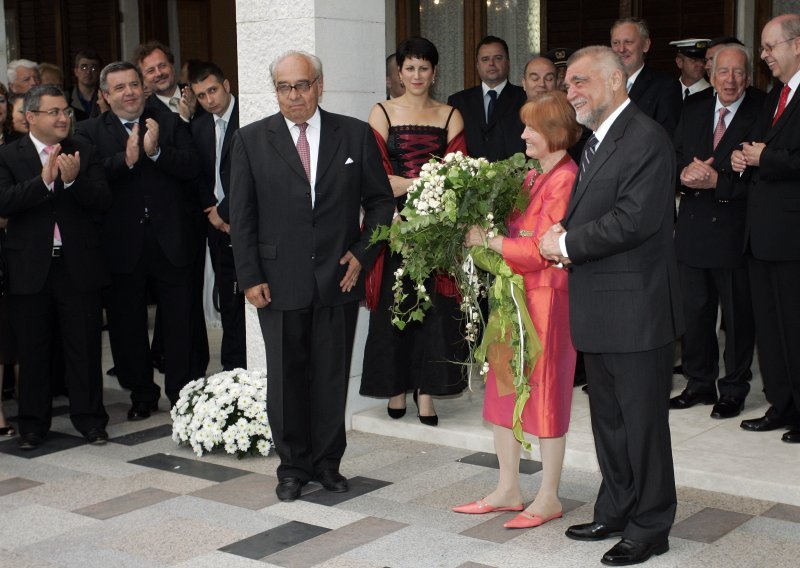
[345,157,354,165]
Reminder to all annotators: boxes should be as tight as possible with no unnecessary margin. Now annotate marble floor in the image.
[1,326,799,567]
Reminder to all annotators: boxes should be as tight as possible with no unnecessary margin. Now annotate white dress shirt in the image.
[284,108,321,207]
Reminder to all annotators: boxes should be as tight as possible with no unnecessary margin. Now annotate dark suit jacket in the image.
[190,99,239,222]
[563,102,684,353]
[229,108,394,311]
[674,89,766,268]
[74,107,200,272]
[447,83,526,161]
[628,65,683,137]
[0,135,111,294]
[743,82,800,261]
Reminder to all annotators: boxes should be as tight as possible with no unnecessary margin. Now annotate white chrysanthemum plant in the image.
[171,368,273,458]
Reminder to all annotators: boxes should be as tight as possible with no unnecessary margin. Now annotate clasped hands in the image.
[680,157,717,189]
[539,223,570,266]
[125,119,160,167]
[41,144,80,186]
[731,141,765,173]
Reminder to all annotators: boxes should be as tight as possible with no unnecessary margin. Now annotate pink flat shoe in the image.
[452,499,524,514]
[503,510,563,529]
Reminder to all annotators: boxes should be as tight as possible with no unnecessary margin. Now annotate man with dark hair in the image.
[75,61,200,419]
[189,62,245,371]
[133,41,195,121]
[385,53,404,99]
[69,50,102,121]
[0,84,111,450]
[447,35,526,161]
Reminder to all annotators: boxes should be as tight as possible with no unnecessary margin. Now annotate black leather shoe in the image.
[85,428,109,445]
[601,538,669,566]
[275,477,305,501]
[127,401,159,421]
[565,521,625,541]
[710,396,744,419]
[669,388,716,409]
[316,469,349,492]
[782,429,800,443]
[387,404,406,419]
[740,413,787,432]
[413,390,438,426]
[18,433,42,451]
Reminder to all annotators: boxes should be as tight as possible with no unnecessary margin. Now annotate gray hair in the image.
[99,61,143,92]
[568,45,627,80]
[7,59,39,83]
[611,17,650,42]
[269,51,323,86]
[710,44,752,79]
[23,84,66,113]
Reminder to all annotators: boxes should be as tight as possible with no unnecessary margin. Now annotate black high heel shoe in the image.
[413,390,438,426]
[387,393,407,419]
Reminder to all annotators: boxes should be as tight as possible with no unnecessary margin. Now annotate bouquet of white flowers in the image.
[171,368,273,458]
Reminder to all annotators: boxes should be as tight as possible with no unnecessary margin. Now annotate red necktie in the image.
[772,84,791,125]
[712,107,728,150]
[296,122,311,180]
[43,145,62,245]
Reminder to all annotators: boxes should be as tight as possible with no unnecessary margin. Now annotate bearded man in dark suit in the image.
[540,46,683,566]
[229,51,393,502]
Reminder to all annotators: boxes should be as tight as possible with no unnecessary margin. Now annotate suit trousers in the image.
[10,257,108,437]
[105,225,193,406]
[678,263,754,400]
[748,257,800,423]
[208,228,245,371]
[584,342,677,543]
[258,299,358,482]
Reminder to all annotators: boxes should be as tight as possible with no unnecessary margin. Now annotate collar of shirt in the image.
[626,65,644,90]
[156,86,182,110]
[216,94,236,123]
[714,91,745,123]
[284,108,322,206]
[682,77,711,95]
[117,115,142,129]
[29,132,55,161]
[784,69,800,105]
[482,80,507,98]
[284,107,321,137]
[593,98,632,145]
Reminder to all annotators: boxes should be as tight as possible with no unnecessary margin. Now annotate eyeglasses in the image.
[29,107,74,118]
[759,37,798,54]
[275,77,319,96]
[79,64,100,72]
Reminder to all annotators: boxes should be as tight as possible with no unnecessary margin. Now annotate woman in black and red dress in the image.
[360,37,468,425]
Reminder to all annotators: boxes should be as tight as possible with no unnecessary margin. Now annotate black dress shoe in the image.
[565,521,625,541]
[85,428,109,445]
[127,401,159,421]
[740,413,787,432]
[413,390,438,426]
[387,404,406,419]
[18,433,42,451]
[601,538,668,566]
[669,388,716,409]
[106,367,117,377]
[275,477,305,501]
[782,429,800,443]
[710,396,744,419]
[316,469,349,492]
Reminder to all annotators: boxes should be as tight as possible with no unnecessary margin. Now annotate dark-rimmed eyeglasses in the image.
[275,77,319,96]
[29,107,74,118]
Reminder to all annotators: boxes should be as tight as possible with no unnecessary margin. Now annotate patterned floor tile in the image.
[301,476,391,506]
[110,424,173,446]
[671,507,753,543]
[456,452,543,475]
[128,452,252,482]
[190,472,280,510]
[73,487,179,520]
[219,521,330,560]
[0,431,87,459]
[0,476,43,496]
[761,502,800,523]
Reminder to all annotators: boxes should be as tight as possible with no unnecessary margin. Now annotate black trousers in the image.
[208,228,245,371]
[258,300,358,482]
[584,342,677,544]
[10,258,108,437]
[678,263,755,400]
[748,257,800,423]
[105,227,193,406]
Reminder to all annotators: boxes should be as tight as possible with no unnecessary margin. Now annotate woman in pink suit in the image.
[456,91,581,529]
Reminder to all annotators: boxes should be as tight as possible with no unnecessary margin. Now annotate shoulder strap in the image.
[377,102,392,127]
[444,106,456,130]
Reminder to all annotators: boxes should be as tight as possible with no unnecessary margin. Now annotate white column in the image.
[236,0,387,425]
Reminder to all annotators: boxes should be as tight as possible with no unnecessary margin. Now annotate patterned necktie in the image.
[487,89,497,122]
[772,84,791,125]
[712,107,728,150]
[169,96,180,113]
[43,145,62,244]
[580,134,598,181]
[296,122,311,181]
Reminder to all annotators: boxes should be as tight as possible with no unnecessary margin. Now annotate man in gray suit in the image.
[540,46,683,566]
[229,51,393,502]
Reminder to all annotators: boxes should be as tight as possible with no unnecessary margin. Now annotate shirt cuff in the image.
[64,180,74,189]
[147,148,161,161]
[558,231,569,258]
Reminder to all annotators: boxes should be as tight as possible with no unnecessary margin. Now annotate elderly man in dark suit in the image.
[75,61,200,418]
[611,18,682,137]
[540,46,683,566]
[670,45,764,419]
[189,62,245,371]
[229,51,393,501]
[732,13,800,444]
[447,36,526,161]
[0,84,111,450]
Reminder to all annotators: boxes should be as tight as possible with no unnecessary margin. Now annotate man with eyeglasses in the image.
[731,13,800,445]
[229,50,393,502]
[68,50,102,121]
[75,61,200,419]
[0,84,111,450]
